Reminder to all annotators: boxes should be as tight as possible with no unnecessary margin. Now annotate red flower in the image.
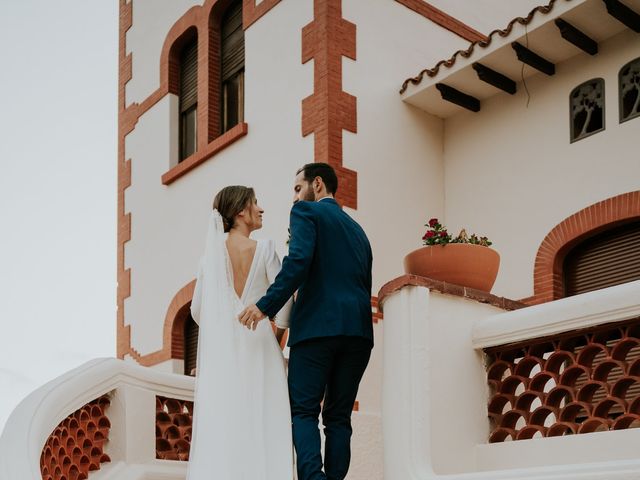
[428,218,438,227]
[424,230,435,238]
[439,230,448,237]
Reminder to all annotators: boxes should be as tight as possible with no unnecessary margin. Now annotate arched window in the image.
[619,57,640,124]
[184,314,199,376]
[563,221,640,297]
[220,0,244,133]
[570,78,605,143]
[179,38,198,161]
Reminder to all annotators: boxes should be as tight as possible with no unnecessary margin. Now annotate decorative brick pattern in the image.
[377,274,525,313]
[156,396,194,461]
[302,0,358,209]
[485,319,640,442]
[394,0,487,43]
[40,396,111,480]
[117,0,134,360]
[523,191,640,305]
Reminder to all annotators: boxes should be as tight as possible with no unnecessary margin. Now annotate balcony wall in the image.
[380,277,640,479]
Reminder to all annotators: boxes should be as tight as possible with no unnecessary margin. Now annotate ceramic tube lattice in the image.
[156,395,194,460]
[485,319,640,442]
[40,395,111,480]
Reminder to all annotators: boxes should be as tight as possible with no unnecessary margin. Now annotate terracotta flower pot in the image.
[403,243,500,292]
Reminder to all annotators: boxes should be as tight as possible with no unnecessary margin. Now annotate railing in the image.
[0,358,194,480]
[380,276,640,480]
[0,356,382,480]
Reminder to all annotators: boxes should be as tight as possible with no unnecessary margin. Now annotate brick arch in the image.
[161,25,199,96]
[163,280,197,362]
[158,9,201,95]
[528,191,640,305]
[122,280,195,367]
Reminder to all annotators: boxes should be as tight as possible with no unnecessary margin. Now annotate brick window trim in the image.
[522,191,640,306]
[162,122,248,185]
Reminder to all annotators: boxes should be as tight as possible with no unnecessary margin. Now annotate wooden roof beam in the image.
[603,0,640,33]
[511,42,556,76]
[472,62,517,95]
[435,83,480,112]
[555,19,598,55]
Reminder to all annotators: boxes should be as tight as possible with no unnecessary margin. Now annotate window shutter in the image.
[221,1,244,82]
[180,41,198,112]
[564,222,640,297]
[184,315,199,376]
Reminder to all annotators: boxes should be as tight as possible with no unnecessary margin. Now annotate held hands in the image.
[238,304,267,330]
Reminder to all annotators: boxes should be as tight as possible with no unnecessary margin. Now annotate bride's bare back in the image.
[226,234,257,299]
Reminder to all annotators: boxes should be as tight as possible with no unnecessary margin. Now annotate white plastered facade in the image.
[122,0,478,416]
[121,0,640,451]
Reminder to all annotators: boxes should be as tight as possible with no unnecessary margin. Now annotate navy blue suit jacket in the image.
[256,198,373,347]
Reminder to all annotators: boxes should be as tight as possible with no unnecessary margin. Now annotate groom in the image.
[239,162,374,480]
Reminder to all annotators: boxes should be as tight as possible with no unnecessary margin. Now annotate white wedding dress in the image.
[187,212,294,480]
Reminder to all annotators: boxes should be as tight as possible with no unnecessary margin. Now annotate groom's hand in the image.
[238,305,266,330]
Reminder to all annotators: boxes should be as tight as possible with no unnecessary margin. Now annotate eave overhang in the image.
[401,0,640,118]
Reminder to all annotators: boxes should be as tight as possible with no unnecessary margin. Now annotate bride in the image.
[187,185,294,479]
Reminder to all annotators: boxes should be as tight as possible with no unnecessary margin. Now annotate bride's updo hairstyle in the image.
[213,185,256,232]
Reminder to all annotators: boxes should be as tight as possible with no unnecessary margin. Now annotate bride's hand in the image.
[238,304,266,330]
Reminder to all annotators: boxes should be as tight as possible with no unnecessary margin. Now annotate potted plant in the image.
[403,218,500,292]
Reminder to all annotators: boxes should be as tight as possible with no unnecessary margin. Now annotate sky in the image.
[0,1,118,433]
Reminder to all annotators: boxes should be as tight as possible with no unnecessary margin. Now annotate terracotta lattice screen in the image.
[156,396,194,460]
[485,318,640,442]
[40,395,111,480]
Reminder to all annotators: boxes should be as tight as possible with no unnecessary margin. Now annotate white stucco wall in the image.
[442,29,640,300]
[343,0,473,293]
[342,0,473,414]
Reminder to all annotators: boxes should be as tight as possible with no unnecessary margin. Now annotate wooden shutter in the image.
[180,40,198,112]
[184,315,199,376]
[221,1,244,82]
[564,221,640,297]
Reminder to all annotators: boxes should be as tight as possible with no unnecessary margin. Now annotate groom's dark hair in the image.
[297,162,338,195]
